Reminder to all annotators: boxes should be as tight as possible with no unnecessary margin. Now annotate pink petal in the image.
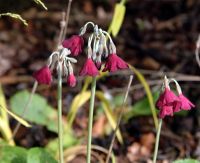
[178,94,195,110]
[33,66,52,85]
[67,74,76,87]
[156,88,179,109]
[62,35,84,56]
[172,100,182,112]
[79,58,99,76]
[159,105,173,119]
[103,53,128,72]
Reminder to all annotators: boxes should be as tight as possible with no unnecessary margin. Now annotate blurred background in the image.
[0,0,200,163]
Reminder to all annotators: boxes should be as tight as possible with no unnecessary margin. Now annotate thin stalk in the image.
[58,66,64,163]
[12,81,38,139]
[195,34,200,68]
[105,75,133,163]
[86,77,97,163]
[56,0,73,48]
[62,0,73,41]
[153,119,163,163]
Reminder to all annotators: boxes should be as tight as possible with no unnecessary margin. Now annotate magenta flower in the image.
[67,73,76,87]
[79,58,99,76]
[156,88,180,109]
[178,94,195,110]
[159,105,174,119]
[156,88,182,118]
[62,35,84,56]
[172,100,182,113]
[102,53,129,72]
[33,66,52,85]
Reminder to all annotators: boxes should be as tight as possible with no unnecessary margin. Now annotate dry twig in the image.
[105,75,133,163]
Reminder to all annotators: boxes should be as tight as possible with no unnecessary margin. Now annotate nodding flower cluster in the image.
[64,22,129,75]
[33,21,129,86]
[156,76,195,119]
[33,48,77,87]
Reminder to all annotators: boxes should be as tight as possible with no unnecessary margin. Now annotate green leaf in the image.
[46,130,79,155]
[125,91,159,120]
[45,105,58,133]
[0,138,8,147]
[27,148,57,163]
[108,3,126,37]
[0,146,27,163]
[112,94,125,107]
[10,91,57,132]
[0,146,58,163]
[173,159,200,163]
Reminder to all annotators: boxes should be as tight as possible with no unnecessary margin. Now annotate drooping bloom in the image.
[33,66,52,85]
[156,88,181,118]
[79,58,99,76]
[156,88,180,109]
[159,105,174,119]
[62,35,84,56]
[103,53,129,72]
[67,73,76,87]
[178,94,195,110]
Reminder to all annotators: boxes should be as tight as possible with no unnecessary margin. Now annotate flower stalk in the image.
[154,75,195,162]
[153,119,162,163]
[57,64,64,163]
[86,77,97,163]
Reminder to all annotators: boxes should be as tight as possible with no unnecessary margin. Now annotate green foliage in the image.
[46,129,79,155]
[173,159,200,163]
[0,146,57,163]
[112,94,124,107]
[27,148,57,163]
[10,90,57,133]
[124,91,159,120]
[0,138,8,147]
[108,3,126,37]
[0,146,27,163]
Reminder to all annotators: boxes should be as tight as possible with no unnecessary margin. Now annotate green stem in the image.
[86,77,97,163]
[153,119,162,163]
[58,67,64,163]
